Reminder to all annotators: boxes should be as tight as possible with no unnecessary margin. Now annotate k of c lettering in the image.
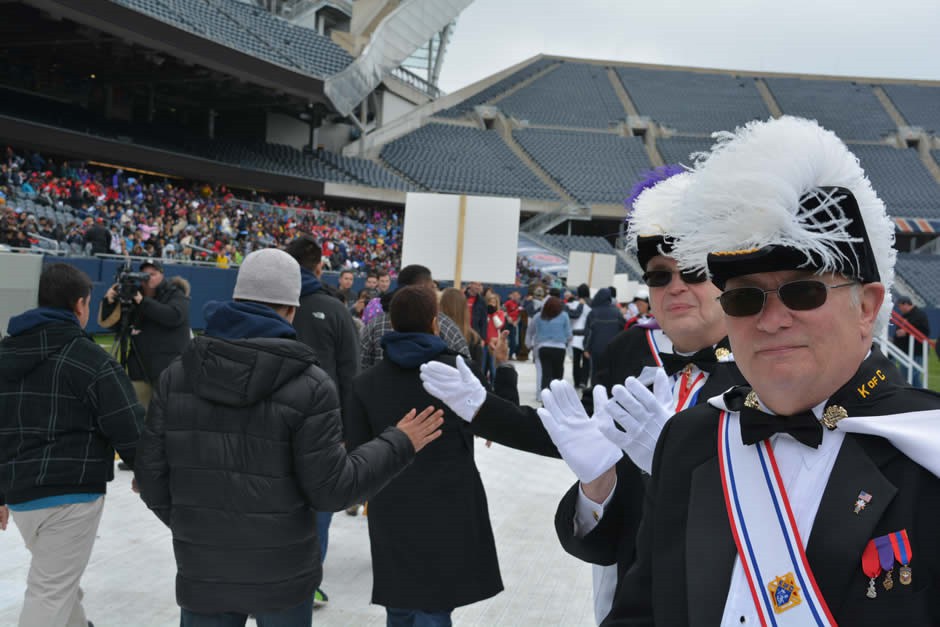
[858,371,886,398]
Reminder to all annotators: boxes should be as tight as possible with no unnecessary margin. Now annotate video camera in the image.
[113,262,151,305]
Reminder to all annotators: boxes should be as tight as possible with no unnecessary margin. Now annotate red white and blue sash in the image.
[645,329,707,411]
[717,411,837,626]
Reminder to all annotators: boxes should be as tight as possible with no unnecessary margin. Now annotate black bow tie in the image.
[740,406,823,449]
[659,347,719,376]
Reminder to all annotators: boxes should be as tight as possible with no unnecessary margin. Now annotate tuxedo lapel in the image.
[686,457,737,627]
[700,362,742,400]
[806,434,898,617]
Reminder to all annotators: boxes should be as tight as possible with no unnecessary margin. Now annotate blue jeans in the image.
[386,607,453,627]
[315,511,333,563]
[507,323,519,357]
[180,597,313,627]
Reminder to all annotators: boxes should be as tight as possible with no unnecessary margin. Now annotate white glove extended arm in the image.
[419,357,487,422]
[536,380,623,483]
[595,368,673,475]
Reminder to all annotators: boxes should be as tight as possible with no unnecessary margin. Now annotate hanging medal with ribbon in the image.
[874,535,895,590]
[862,539,881,598]
[889,529,913,585]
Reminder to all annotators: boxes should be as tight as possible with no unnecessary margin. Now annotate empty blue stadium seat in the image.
[496,63,626,129]
[380,123,557,199]
[655,137,714,168]
[895,253,940,306]
[513,129,650,204]
[111,0,352,77]
[765,78,896,140]
[883,84,940,134]
[616,67,769,134]
[852,145,940,219]
[436,58,559,119]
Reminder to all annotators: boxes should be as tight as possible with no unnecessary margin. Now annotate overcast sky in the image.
[437,0,940,93]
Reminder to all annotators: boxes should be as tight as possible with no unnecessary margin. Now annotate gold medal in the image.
[883,568,894,590]
[900,565,912,585]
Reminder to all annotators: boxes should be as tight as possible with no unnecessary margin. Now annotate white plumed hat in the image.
[669,116,895,331]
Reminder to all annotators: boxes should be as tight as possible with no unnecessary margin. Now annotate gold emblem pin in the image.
[821,405,848,430]
[744,390,760,409]
[715,347,731,360]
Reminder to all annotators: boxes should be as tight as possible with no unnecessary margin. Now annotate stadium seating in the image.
[111,0,352,77]
[655,137,714,168]
[495,62,626,129]
[765,78,897,140]
[316,150,415,191]
[436,58,560,119]
[512,129,651,204]
[883,84,940,134]
[850,145,940,219]
[380,123,558,199]
[896,253,940,306]
[616,67,769,134]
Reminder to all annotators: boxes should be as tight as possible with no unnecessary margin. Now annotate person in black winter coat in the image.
[0,263,144,627]
[99,259,191,403]
[285,235,361,604]
[135,249,443,626]
[345,286,504,627]
[583,288,626,384]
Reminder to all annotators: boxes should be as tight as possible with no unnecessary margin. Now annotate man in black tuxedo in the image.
[540,166,746,623]
[603,116,940,626]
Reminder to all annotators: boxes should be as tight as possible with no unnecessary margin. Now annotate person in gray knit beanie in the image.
[135,244,444,625]
[233,248,301,307]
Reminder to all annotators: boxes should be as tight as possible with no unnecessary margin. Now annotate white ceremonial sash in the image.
[717,411,837,627]
[835,410,940,479]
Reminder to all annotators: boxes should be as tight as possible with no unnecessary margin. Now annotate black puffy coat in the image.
[136,335,416,615]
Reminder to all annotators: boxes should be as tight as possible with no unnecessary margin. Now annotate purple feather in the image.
[624,164,686,219]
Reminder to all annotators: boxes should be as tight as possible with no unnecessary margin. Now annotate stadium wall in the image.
[19,258,525,334]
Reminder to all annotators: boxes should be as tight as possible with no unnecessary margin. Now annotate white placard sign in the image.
[401,193,521,285]
[612,275,642,303]
[567,251,616,289]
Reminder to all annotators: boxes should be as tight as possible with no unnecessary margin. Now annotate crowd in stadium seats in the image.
[0,147,403,274]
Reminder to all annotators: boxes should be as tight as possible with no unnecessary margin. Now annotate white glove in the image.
[536,381,623,483]
[595,368,673,474]
[419,357,487,422]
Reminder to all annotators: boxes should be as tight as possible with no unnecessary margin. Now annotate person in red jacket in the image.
[504,291,521,359]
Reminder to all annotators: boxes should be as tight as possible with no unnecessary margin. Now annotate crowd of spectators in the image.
[0,147,403,275]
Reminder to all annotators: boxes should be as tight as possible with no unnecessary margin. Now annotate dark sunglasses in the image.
[718,280,856,317]
[642,269,708,288]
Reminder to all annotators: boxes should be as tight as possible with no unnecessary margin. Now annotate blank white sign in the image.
[612,274,642,302]
[401,193,521,284]
[567,251,616,289]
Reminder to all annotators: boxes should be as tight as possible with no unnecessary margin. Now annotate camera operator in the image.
[99,259,190,446]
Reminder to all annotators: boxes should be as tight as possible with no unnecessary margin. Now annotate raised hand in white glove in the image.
[419,357,487,422]
[595,368,673,474]
[536,380,623,484]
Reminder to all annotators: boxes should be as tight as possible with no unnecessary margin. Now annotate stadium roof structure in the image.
[23,0,353,103]
[347,54,940,230]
